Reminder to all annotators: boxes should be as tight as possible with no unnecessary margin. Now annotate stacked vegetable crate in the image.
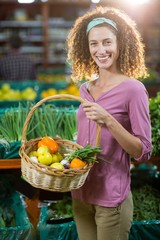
[0,80,70,104]
[0,175,34,240]
[37,194,78,240]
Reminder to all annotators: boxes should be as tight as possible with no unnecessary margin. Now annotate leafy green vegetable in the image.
[149,92,160,156]
[65,144,102,163]
[0,102,77,142]
[0,205,16,227]
[47,195,73,220]
[132,184,160,221]
[0,102,35,142]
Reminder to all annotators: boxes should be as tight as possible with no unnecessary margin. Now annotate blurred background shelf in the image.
[0,0,159,74]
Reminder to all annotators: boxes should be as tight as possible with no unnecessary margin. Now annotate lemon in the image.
[41,91,48,98]
[1,83,10,92]
[47,88,57,96]
[21,87,36,100]
[50,162,65,170]
[67,84,79,94]
[58,89,68,94]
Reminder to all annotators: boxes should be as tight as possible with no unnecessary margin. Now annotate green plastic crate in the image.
[37,206,78,240]
[0,192,34,240]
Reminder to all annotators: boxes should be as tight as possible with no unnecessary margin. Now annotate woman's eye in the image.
[90,42,96,46]
[104,41,111,45]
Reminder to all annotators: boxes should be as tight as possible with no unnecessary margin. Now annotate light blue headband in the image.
[86,17,118,34]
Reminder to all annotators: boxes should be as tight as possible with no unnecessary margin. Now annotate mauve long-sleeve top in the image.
[71,78,152,207]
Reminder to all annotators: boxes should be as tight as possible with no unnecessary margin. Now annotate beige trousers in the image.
[73,192,133,240]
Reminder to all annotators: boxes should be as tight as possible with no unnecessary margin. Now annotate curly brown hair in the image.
[67,6,148,83]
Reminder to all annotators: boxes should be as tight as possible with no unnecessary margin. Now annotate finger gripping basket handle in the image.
[21,94,101,146]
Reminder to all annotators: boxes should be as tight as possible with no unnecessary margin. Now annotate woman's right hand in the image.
[82,101,108,125]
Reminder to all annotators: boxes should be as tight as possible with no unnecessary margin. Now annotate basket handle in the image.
[21,94,101,146]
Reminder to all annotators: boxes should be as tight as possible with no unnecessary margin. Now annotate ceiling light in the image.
[123,0,150,4]
[91,0,101,3]
[18,0,35,3]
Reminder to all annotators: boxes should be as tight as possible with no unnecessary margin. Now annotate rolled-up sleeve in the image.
[127,83,152,162]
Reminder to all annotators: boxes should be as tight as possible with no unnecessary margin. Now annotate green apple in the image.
[52,154,59,163]
[37,146,50,155]
[38,151,53,165]
[56,152,63,161]
[52,152,63,163]
[29,150,38,157]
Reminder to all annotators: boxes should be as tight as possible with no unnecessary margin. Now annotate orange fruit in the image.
[70,158,86,169]
[38,136,58,154]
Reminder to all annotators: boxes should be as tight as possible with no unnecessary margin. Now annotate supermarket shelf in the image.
[0,19,73,29]
[21,46,44,53]
[48,19,73,28]
[0,158,21,169]
[0,20,43,28]
[0,0,159,70]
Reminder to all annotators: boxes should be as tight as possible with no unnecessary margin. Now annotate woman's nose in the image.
[97,44,106,54]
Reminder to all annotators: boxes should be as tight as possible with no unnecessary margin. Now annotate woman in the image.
[67,6,152,240]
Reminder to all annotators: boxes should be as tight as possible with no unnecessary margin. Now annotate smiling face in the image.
[88,26,119,72]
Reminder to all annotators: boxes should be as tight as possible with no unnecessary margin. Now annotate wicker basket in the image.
[19,94,101,192]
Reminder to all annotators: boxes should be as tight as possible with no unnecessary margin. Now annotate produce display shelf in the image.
[0,158,21,169]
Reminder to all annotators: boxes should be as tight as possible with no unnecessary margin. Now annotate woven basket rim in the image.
[20,137,93,177]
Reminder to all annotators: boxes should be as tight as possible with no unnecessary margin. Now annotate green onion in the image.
[66,144,102,163]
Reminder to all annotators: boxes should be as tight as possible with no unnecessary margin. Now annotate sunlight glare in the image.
[126,0,150,4]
